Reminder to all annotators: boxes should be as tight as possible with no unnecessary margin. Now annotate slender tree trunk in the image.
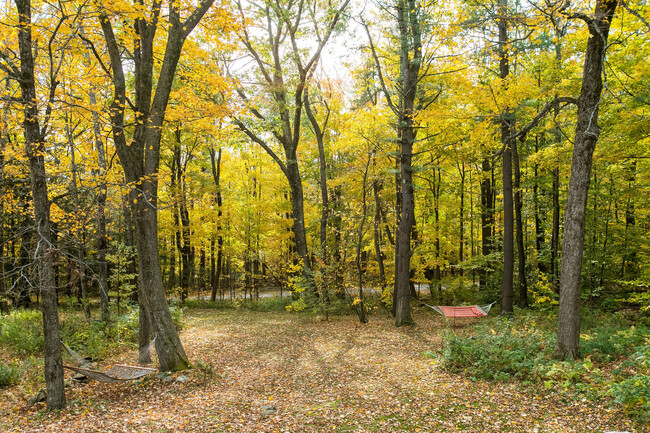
[551,167,561,288]
[533,135,547,273]
[458,163,465,275]
[0,136,5,314]
[373,180,387,291]
[304,90,330,263]
[513,141,528,307]
[66,121,91,319]
[286,157,309,270]
[209,146,223,302]
[100,0,213,370]
[355,156,371,324]
[621,161,637,278]
[168,234,177,289]
[16,0,65,409]
[554,0,618,361]
[393,0,422,326]
[480,157,494,288]
[331,186,344,294]
[498,0,514,316]
[551,23,566,291]
[89,90,110,323]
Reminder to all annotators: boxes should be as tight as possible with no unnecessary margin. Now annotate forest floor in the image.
[0,308,644,433]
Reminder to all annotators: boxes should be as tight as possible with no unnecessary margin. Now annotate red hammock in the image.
[424,302,495,318]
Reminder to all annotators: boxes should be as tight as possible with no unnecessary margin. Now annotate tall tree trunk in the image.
[0,133,6,314]
[533,135,547,273]
[551,166,561,289]
[331,186,344,294]
[554,0,618,361]
[173,128,193,302]
[355,156,371,324]
[373,179,387,291]
[16,0,65,409]
[458,163,465,275]
[304,90,330,263]
[209,146,223,302]
[621,161,637,278]
[99,0,214,370]
[434,167,441,288]
[286,156,309,270]
[498,0,514,316]
[550,21,566,291]
[480,157,494,288]
[66,120,91,319]
[89,90,110,323]
[513,140,528,308]
[393,0,422,326]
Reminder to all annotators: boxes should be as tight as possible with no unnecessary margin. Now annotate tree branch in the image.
[360,17,398,115]
[514,96,577,142]
[233,117,288,176]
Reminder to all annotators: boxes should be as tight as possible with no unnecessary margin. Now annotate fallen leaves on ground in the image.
[0,309,644,432]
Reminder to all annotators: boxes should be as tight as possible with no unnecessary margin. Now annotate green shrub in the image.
[0,361,20,388]
[610,344,650,422]
[0,309,44,356]
[439,311,650,425]
[169,304,184,331]
[580,325,649,362]
[441,319,553,383]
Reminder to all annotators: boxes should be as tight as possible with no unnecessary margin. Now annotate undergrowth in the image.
[436,310,650,424]
[183,297,293,312]
[0,303,160,388]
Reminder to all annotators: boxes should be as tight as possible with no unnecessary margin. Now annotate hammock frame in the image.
[61,338,158,383]
[64,364,157,383]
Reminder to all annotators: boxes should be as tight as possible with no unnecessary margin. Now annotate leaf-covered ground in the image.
[0,309,644,432]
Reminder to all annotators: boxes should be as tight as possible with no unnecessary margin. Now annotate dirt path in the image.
[1,309,642,432]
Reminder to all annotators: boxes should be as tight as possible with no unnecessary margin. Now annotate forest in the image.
[0,0,649,430]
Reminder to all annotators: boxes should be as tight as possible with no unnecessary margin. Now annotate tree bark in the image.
[551,166,560,288]
[554,0,618,361]
[458,163,465,274]
[99,0,214,370]
[372,179,387,291]
[15,0,66,409]
[304,90,330,263]
[66,120,91,319]
[355,155,371,324]
[88,90,110,323]
[480,157,494,287]
[498,0,514,316]
[393,0,422,326]
[209,146,224,302]
[513,140,528,307]
[533,135,547,274]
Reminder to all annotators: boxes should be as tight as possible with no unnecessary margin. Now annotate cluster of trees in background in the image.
[0,0,648,410]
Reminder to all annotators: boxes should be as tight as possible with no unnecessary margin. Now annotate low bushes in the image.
[0,361,20,388]
[437,311,650,423]
[0,309,44,356]
[0,303,152,387]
